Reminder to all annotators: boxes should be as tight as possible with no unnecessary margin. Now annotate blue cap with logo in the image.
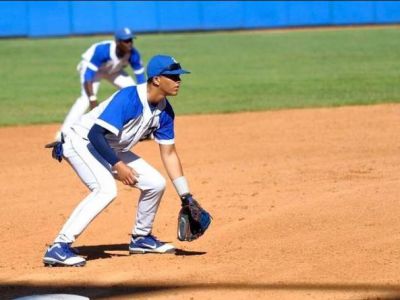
[146,55,190,79]
[114,27,136,40]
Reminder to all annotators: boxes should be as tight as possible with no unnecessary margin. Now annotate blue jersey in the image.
[80,40,145,84]
[71,84,175,152]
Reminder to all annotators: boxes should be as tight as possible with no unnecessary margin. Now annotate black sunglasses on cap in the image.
[162,74,181,82]
[160,63,182,74]
[120,38,133,43]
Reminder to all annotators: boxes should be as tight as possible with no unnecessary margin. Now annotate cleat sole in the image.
[129,248,176,254]
[43,260,86,267]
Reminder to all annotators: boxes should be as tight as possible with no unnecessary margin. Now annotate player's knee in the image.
[151,176,166,194]
[90,182,117,201]
[103,186,117,201]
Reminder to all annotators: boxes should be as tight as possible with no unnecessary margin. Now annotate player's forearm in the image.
[162,153,184,180]
[83,81,95,98]
[88,124,120,166]
[160,145,184,181]
[84,81,98,109]
[163,154,190,196]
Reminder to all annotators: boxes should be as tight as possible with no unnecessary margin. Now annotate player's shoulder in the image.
[116,85,139,100]
[131,46,140,54]
[119,86,143,108]
[123,86,143,118]
[88,40,113,57]
[130,47,141,59]
[90,40,113,49]
[160,98,175,118]
[82,40,112,61]
[107,86,143,117]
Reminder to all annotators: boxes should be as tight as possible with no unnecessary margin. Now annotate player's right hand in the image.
[113,161,138,186]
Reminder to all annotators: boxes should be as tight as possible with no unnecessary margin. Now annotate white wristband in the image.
[173,176,190,196]
[89,95,97,102]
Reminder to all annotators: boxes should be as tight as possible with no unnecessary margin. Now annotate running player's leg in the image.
[54,131,117,244]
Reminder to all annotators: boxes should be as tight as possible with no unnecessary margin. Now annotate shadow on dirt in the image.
[174,249,206,256]
[3,282,400,300]
[74,243,206,261]
[75,243,128,261]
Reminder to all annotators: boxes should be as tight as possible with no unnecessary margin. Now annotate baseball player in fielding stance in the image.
[43,55,211,267]
[53,27,146,142]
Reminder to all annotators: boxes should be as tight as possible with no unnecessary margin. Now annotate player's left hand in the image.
[177,194,212,242]
[45,141,64,162]
[89,100,98,110]
[112,161,138,186]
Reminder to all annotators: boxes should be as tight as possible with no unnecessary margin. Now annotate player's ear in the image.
[152,76,161,86]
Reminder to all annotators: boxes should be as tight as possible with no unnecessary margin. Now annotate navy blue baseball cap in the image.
[114,27,136,40]
[146,55,190,79]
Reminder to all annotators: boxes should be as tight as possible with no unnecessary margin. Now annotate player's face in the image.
[117,39,133,53]
[159,75,181,96]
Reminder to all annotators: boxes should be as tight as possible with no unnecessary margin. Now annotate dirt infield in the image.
[1,104,400,299]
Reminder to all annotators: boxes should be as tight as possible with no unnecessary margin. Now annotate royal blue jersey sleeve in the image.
[154,100,175,143]
[83,43,111,82]
[130,48,146,84]
[95,87,143,135]
[88,124,120,166]
[83,68,97,82]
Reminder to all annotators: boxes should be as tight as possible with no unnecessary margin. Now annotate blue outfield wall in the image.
[0,1,400,38]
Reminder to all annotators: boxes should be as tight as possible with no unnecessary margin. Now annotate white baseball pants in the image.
[54,130,166,244]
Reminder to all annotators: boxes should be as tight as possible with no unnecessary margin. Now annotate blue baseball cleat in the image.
[43,243,86,267]
[129,234,175,254]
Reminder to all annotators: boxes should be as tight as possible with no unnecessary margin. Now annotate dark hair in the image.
[147,77,157,84]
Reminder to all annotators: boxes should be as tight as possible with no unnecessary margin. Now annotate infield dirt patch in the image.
[1,104,400,299]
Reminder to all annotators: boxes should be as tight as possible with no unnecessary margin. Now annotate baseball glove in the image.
[177,194,212,242]
[44,133,64,163]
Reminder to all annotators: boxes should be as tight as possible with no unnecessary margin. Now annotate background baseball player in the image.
[53,27,146,142]
[43,54,210,267]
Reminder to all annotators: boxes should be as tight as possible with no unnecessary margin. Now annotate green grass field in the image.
[0,26,399,126]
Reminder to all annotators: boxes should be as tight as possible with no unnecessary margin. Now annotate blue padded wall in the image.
[243,1,288,28]
[0,2,28,36]
[28,1,70,37]
[287,1,331,26]
[1,1,400,38]
[200,1,244,30]
[331,1,376,25]
[70,1,114,35]
[158,1,202,31]
[114,1,158,32]
[375,1,400,23]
